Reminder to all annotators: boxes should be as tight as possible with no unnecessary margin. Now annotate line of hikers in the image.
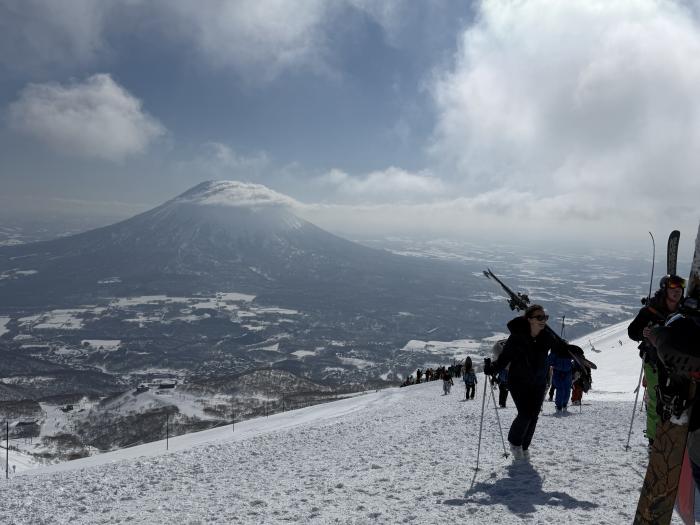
[400,358,490,401]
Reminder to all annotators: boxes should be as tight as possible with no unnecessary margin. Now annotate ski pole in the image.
[625,361,645,451]
[488,378,509,458]
[474,360,491,472]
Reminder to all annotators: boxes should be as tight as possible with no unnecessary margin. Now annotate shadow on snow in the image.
[444,461,598,515]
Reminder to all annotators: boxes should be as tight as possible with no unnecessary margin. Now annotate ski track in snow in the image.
[0,320,688,524]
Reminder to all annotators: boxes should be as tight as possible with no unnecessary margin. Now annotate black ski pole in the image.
[626,232,656,449]
[488,378,509,458]
[560,315,566,338]
[646,232,655,303]
[474,359,491,472]
[625,361,645,451]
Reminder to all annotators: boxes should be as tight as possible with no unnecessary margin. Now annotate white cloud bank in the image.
[430,0,700,232]
[8,74,165,161]
[160,0,415,79]
[0,0,412,80]
[316,167,446,203]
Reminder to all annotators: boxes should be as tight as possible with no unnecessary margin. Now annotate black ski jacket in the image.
[628,292,677,366]
[491,316,559,390]
[628,292,674,342]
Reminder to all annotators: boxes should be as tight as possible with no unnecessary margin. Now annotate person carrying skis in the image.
[547,346,574,414]
[628,274,684,447]
[484,304,563,459]
[463,362,477,400]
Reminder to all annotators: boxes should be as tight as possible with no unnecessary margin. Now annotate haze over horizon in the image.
[1,0,699,250]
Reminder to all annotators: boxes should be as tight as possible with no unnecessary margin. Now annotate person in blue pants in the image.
[547,349,574,414]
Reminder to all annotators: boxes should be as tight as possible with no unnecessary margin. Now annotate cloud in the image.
[177,142,271,181]
[0,0,106,72]
[430,0,700,229]
[7,73,165,161]
[316,167,446,203]
[163,0,330,80]
[162,0,416,79]
[298,188,654,247]
[0,1,413,80]
[176,180,299,209]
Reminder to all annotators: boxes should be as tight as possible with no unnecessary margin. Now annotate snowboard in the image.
[634,224,700,525]
[634,397,695,525]
[675,449,695,525]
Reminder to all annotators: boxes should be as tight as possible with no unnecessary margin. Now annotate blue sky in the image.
[1,0,699,247]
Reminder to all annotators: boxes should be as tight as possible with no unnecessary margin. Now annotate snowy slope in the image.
[0,321,677,524]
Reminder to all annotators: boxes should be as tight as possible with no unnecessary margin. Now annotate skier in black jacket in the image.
[484,304,561,460]
[628,274,684,446]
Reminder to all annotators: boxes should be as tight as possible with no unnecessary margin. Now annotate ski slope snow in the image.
[0,320,683,524]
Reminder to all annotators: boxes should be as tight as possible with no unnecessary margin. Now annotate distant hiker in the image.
[547,347,574,414]
[496,368,509,407]
[571,370,583,406]
[443,372,453,395]
[416,369,423,384]
[571,364,591,406]
[628,274,684,447]
[484,304,564,460]
[12,464,16,475]
[463,365,477,400]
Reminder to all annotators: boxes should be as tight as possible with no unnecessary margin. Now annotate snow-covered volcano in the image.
[0,181,478,335]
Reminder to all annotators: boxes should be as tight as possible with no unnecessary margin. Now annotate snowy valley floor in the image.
[0,321,690,524]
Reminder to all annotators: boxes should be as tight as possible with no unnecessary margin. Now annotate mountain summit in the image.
[173,180,298,210]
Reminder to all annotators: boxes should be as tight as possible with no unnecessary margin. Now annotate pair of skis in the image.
[482,268,597,374]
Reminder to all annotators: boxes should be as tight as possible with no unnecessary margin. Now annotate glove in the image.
[566,344,584,356]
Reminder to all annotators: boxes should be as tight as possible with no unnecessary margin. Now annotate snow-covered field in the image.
[0,320,688,523]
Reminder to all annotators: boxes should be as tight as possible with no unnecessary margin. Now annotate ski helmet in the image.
[659,274,686,290]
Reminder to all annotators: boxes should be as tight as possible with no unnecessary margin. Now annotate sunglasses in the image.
[529,314,549,322]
